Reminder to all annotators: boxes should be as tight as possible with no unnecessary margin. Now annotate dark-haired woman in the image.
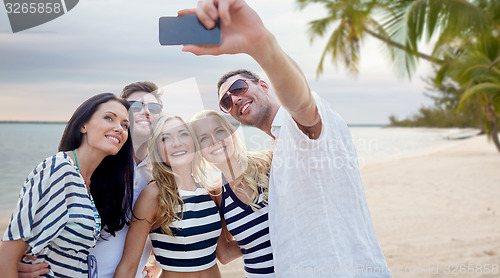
[0,93,134,278]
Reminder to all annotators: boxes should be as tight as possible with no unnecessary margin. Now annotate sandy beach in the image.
[1,135,499,277]
[363,135,500,278]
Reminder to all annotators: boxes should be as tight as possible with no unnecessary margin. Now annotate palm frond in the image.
[458,83,500,111]
[315,20,347,76]
[405,0,427,54]
[366,18,397,60]
[308,16,336,42]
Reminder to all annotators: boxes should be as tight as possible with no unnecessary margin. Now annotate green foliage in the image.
[389,78,483,127]
[298,0,393,76]
[297,0,495,78]
[436,34,500,138]
[299,0,500,149]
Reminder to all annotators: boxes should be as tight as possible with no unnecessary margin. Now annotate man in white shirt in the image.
[181,1,392,277]
[17,81,162,278]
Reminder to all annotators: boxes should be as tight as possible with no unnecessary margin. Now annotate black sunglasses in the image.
[128,101,163,114]
[219,79,250,113]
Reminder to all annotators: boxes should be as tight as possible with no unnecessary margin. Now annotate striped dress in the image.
[221,178,275,277]
[150,185,222,272]
[2,152,100,277]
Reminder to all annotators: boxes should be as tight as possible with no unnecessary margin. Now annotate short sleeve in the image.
[2,154,78,254]
[283,92,355,153]
[282,92,329,145]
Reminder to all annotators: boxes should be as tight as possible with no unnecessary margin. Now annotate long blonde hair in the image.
[190,110,272,211]
[148,114,201,235]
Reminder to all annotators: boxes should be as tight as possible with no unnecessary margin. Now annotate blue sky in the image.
[0,0,434,124]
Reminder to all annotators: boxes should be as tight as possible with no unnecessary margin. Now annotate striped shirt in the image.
[221,178,275,277]
[2,152,100,277]
[150,185,221,272]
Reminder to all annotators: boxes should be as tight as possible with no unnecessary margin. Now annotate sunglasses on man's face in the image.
[128,101,163,114]
[219,79,250,113]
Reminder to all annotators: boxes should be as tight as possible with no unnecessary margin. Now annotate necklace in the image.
[72,149,101,240]
[73,149,81,172]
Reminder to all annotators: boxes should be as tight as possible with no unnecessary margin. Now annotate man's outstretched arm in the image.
[179,0,322,137]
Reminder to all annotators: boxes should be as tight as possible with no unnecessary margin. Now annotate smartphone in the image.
[159,15,221,45]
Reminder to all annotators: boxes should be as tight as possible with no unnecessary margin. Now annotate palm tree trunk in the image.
[362,26,443,64]
[484,105,500,152]
[488,56,500,70]
[490,121,500,152]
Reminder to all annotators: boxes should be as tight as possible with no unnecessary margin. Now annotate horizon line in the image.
[0,120,388,127]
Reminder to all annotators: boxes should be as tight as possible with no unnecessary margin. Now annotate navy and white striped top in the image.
[150,185,221,272]
[221,178,275,277]
[2,152,100,277]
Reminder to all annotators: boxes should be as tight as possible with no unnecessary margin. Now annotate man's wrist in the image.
[249,31,278,63]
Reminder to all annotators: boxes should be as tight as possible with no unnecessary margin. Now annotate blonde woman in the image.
[114,114,224,278]
[190,110,274,277]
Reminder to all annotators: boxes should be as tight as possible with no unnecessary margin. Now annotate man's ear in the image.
[259,80,269,93]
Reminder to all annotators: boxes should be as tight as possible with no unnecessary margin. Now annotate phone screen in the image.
[159,15,221,45]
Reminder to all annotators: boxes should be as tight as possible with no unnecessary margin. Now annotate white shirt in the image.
[268,93,391,277]
[90,158,154,278]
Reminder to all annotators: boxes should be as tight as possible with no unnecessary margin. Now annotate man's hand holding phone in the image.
[159,15,221,45]
[175,0,272,58]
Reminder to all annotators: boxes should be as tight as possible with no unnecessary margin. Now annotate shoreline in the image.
[1,135,498,277]
[361,135,470,167]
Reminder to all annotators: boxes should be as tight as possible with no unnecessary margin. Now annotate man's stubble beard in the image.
[238,99,273,131]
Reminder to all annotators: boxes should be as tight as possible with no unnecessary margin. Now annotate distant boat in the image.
[443,128,481,140]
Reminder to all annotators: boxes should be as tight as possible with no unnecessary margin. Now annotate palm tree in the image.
[295,0,429,76]
[416,0,500,152]
[440,39,500,151]
[297,0,494,77]
[299,0,500,152]
[384,0,495,75]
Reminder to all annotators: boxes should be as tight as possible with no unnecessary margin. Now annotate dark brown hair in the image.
[217,69,260,92]
[59,93,134,236]
[121,81,162,104]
